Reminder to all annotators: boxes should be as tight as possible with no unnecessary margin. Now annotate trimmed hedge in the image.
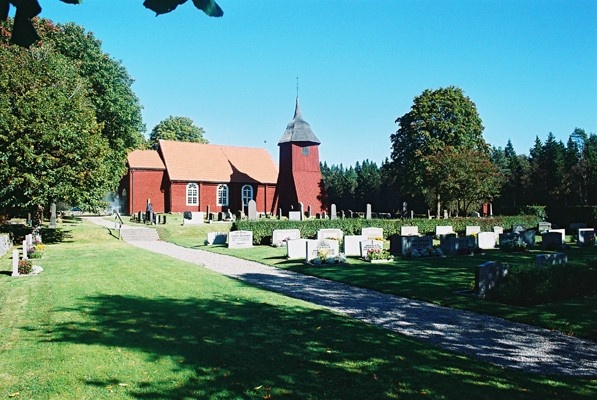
[232,215,542,245]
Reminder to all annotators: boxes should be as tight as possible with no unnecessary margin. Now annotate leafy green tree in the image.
[0,44,111,223]
[149,116,208,149]
[390,86,489,216]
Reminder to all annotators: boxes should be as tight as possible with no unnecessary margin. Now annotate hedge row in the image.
[232,215,542,245]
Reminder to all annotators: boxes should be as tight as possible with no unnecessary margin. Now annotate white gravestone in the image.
[22,240,28,259]
[228,230,253,249]
[477,232,496,250]
[183,212,205,225]
[287,239,311,259]
[343,235,366,256]
[366,204,372,220]
[400,226,419,236]
[206,232,228,245]
[360,240,384,258]
[12,249,19,276]
[330,204,337,220]
[465,226,481,236]
[247,200,257,221]
[306,239,339,261]
[317,228,343,241]
[361,227,383,240]
[288,211,301,221]
[435,226,454,237]
[272,229,301,247]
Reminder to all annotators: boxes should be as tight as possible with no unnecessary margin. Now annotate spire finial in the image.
[296,76,299,98]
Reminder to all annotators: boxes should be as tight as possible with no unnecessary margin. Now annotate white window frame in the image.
[186,182,198,206]
[217,184,229,206]
[241,184,253,207]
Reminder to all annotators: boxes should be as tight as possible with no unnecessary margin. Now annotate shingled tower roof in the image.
[278,97,321,145]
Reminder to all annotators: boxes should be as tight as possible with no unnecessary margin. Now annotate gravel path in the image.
[90,217,597,377]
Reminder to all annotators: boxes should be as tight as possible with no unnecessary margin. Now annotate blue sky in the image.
[33,0,597,166]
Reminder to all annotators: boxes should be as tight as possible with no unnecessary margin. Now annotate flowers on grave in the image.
[365,248,394,261]
[406,246,444,258]
[28,243,45,259]
[500,238,527,253]
[18,259,33,275]
[309,250,346,265]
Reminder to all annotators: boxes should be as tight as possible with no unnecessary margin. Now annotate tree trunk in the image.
[30,205,43,228]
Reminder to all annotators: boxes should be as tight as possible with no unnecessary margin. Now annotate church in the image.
[119,98,326,217]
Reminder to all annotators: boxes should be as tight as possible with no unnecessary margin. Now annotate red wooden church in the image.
[119,98,325,217]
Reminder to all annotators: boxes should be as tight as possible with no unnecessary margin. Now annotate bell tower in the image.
[272,97,325,216]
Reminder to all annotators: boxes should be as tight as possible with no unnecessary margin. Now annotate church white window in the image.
[241,185,253,207]
[217,184,229,206]
[186,183,198,206]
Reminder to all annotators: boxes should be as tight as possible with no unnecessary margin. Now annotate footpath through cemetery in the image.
[89,216,597,377]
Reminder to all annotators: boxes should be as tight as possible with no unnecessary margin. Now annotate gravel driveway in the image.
[89,217,597,377]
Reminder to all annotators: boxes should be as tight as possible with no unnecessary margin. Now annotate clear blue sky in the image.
[33,0,597,166]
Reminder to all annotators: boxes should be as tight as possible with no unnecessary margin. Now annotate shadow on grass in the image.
[27,294,595,399]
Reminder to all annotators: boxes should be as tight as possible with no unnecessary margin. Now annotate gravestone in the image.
[26,234,32,247]
[535,253,568,267]
[360,239,384,258]
[206,232,228,245]
[366,204,372,220]
[271,229,301,247]
[475,261,509,299]
[183,212,205,225]
[307,205,312,219]
[512,225,525,234]
[22,240,28,259]
[287,239,311,259]
[440,234,476,255]
[228,230,253,249]
[541,231,563,250]
[317,228,343,241]
[218,212,225,222]
[12,249,19,276]
[465,226,481,236]
[499,232,518,247]
[548,229,566,244]
[330,204,337,220]
[306,239,340,261]
[538,222,552,233]
[493,226,504,235]
[400,226,419,236]
[361,227,383,240]
[343,235,366,256]
[397,235,433,255]
[340,210,346,219]
[435,225,455,237]
[578,228,596,246]
[248,200,257,220]
[299,203,304,221]
[519,229,536,247]
[288,211,301,221]
[321,211,327,219]
[477,232,496,250]
[278,208,283,219]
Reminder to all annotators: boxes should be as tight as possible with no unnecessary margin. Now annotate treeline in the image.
[320,159,402,214]
[321,128,597,217]
[492,128,597,216]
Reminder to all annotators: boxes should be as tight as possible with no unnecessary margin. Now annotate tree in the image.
[149,116,208,149]
[390,86,490,216]
[1,0,223,48]
[0,19,145,221]
[0,43,111,223]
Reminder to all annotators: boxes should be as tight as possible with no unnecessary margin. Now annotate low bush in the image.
[495,259,597,305]
[233,215,542,245]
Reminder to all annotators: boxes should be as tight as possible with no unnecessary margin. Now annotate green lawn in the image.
[151,215,597,341]
[1,218,596,399]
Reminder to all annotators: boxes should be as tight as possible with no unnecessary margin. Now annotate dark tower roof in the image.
[278,97,321,145]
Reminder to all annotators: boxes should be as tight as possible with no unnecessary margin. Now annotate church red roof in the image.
[158,140,278,184]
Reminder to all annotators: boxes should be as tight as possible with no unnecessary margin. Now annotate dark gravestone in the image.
[519,229,536,247]
[498,232,518,247]
[440,234,476,255]
[138,211,143,223]
[512,225,525,234]
[542,231,564,250]
[578,229,596,246]
[183,211,192,220]
[393,235,433,255]
[475,261,509,299]
[535,253,567,267]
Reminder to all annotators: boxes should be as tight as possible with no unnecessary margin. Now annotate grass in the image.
[0,218,596,399]
[150,215,597,341]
